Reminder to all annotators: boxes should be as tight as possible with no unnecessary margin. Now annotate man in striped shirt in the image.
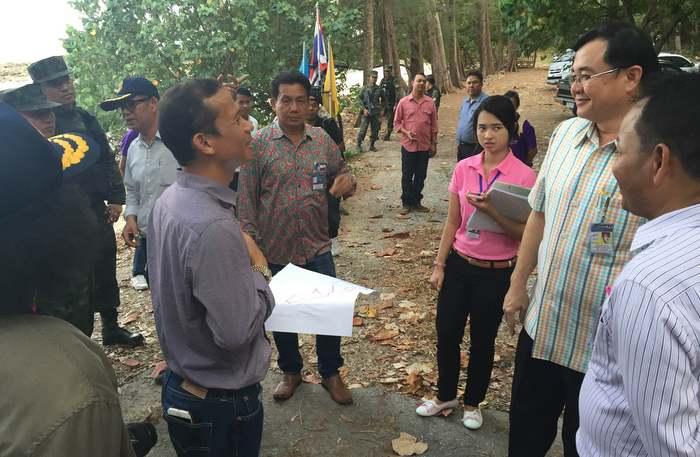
[502,23,660,456]
[578,73,700,457]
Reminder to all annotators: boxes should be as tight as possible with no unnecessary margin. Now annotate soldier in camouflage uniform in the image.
[380,65,398,140]
[28,56,144,346]
[356,70,385,152]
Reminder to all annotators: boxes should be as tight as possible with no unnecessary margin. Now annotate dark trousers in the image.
[162,371,263,457]
[457,142,479,161]
[132,236,148,278]
[384,104,395,137]
[357,114,380,145]
[400,148,430,207]
[508,330,585,457]
[269,252,344,378]
[436,251,512,406]
[327,195,341,239]
[93,213,121,315]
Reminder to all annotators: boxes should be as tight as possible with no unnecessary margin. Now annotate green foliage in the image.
[499,0,700,54]
[66,0,362,135]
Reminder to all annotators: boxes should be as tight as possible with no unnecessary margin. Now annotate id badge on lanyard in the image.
[589,187,616,256]
[312,162,328,191]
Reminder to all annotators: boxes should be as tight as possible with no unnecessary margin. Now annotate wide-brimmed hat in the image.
[27,56,71,84]
[0,83,61,112]
[100,76,159,111]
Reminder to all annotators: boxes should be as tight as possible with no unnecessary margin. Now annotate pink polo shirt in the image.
[448,151,537,260]
[393,94,438,152]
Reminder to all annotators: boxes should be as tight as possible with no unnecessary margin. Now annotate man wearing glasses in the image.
[101,77,178,293]
[502,23,660,456]
[28,57,144,347]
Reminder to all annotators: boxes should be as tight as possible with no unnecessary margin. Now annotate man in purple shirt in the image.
[149,78,275,456]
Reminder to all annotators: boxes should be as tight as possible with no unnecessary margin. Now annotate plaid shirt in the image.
[525,117,644,373]
[237,123,350,266]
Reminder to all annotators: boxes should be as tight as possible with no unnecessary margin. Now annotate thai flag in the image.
[309,4,327,86]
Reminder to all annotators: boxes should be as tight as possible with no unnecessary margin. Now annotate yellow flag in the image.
[323,40,339,118]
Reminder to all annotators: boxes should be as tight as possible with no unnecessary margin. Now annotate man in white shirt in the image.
[100,77,179,291]
[578,72,700,457]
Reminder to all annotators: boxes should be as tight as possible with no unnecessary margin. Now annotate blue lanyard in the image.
[478,170,501,193]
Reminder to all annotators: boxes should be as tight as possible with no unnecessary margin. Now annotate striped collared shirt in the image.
[525,117,644,373]
[577,204,700,457]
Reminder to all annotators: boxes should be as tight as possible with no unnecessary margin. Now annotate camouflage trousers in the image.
[34,207,121,336]
[383,104,395,138]
[357,114,380,146]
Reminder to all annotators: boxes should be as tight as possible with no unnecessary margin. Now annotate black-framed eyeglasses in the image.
[567,68,620,85]
[121,97,150,112]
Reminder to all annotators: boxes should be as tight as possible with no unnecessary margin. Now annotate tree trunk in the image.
[362,0,374,85]
[505,41,518,72]
[479,0,495,76]
[409,26,424,79]
[447,0,463,87]
[425,0,453,92]
[379,0,409,94]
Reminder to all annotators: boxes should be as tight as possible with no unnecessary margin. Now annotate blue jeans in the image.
[132,236,148,278]
[162,371,264,457]
[269,251,344,378]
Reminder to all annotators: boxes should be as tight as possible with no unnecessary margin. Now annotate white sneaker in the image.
[331,237,341,256]
[131,275,149,291]
[462,408,483,430]
[415,398,459,417]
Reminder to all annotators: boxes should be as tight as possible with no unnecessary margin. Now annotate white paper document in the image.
[265,264,374,337]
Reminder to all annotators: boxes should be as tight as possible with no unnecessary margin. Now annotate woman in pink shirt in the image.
[416,96,536,430]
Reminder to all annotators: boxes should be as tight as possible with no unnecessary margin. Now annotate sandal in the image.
[415,398,459,417]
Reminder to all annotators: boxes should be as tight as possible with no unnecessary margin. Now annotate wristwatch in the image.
[251,264,272,282]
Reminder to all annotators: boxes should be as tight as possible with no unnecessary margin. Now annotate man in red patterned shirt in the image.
[393,72,439,214]
[238,71,357,405]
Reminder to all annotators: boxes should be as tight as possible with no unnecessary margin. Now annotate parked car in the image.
[554,58,684,114]
[658,52,699,72]
[547,49,575,85]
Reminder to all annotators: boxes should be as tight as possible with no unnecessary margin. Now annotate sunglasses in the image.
[121,97,150,112]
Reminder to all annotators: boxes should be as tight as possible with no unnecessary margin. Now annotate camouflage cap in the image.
[27,56,71,84]
[384,64,393,71]
[0,83,61,112]
[370,70,379,77]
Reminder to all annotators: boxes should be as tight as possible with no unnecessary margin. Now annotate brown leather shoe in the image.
[321,374,353,405]
[273,373,302,401]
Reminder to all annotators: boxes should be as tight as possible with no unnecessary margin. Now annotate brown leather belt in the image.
[456,251,516,269]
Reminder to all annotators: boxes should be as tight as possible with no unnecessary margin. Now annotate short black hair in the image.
[504,90,520,109]
[426,75,436,85]
[472,95,518,141]
[635,73,700,179]
[159,79,221,166]
[573,22,659,79]
[236,86,252,98]
[413,72,426,81]
[465,70,484,83]
[271,71,311,99]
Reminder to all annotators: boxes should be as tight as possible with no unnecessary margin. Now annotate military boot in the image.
[369,141,377,152]
[101,309,145,347]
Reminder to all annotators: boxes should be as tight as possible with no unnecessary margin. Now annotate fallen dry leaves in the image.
[391,432,428,456]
